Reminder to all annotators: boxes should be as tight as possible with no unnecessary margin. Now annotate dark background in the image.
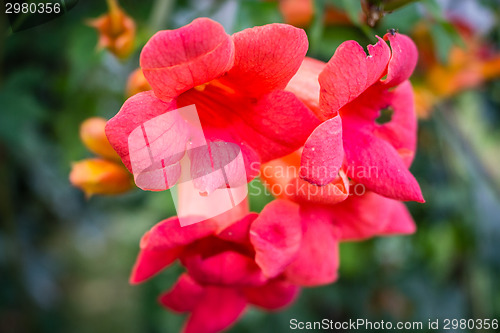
[1,0,500,332]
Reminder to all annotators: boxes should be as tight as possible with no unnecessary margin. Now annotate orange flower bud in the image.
[279,0,314,27]
[69,158,133,197]
[80,117,120,161]
[87,0,136,59]
[126,68,152,97]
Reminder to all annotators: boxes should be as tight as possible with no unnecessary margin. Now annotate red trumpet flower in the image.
[287,33,424,203]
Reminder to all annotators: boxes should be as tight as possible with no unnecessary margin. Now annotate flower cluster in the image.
[412,20,500,118]
[101,18,423,333]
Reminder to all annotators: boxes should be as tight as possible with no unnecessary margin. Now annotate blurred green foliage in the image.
[1,0,500,332]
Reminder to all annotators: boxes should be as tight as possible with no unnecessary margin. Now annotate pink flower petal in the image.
[184,287,247,333]
[235,90,320,163]
[129,246,183,284]
[342,122,424,202]
[250,200,302,278]
[284,208,339,286]
[105,91,180,172]
[331,192,416,240]
[200,129,262,185]
[381,33,418,88]
[243,278,300,310]
[286,57,326,117]
[289,172,349,205]
[159,274,204,312]
[381,200,416,235]
[188,141,247,195]
[330,192,390,240]
[140,18,235,101]
[224,23,308,97]
[129,217,218,283]
[374,81,417,167]
[300,115,343,186]
[183,250,267,287]
[318,36,390,118]
[141,217,217,251]
[180,126,262,195]
[216,213,258,244]
[134,160,182,191]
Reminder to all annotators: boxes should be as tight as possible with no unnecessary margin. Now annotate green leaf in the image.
[421,0,465,59]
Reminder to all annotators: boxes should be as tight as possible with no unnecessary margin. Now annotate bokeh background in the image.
[1,0,500,332]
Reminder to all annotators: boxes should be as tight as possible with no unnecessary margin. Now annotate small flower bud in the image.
[80,117,119,160]
[126,68,151,97]
[69,158,133,197]
[279,0,314,27]
[87,0,136,59]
